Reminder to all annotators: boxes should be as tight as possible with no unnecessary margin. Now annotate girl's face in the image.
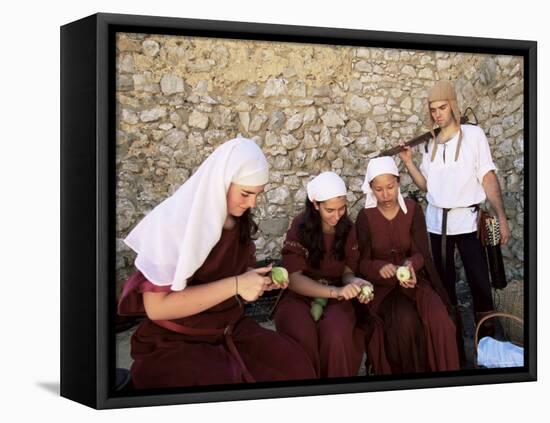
[226,183,265,217]
[314,196,347,230]
[370,174,399,209]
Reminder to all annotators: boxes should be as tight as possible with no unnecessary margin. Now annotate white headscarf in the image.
[361,157,407,214]
[307,171,347,202]
[124,137,269,291]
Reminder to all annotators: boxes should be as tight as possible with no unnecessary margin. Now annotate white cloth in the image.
[419,124,496,235]
[477,336,524,368]
[361,156,407,214]
[124,137,269,291]
[307,171,347,202]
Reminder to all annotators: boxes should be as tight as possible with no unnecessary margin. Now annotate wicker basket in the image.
[474,312,524,368]
[493,279,524,345]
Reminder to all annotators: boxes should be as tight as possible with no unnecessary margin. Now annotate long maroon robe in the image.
[273,214,365,378]
[118,225,316,389]
[355,199,459,375]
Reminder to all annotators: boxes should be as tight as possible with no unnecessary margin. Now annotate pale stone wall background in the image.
[115,32,524,295]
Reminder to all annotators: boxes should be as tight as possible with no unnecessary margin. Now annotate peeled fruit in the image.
[360,284,374,300]
[314,297,328,307]
[271,267,289,286]
[396,266,411,282]
[310,303,324,322]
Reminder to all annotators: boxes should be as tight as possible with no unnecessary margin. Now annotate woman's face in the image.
[370,174,399,209]
[314,196,347,229]
[226,183,265,217]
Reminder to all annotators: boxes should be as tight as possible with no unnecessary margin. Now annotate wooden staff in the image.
[377,108,477,158]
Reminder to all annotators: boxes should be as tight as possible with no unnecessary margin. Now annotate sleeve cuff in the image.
[477,163,497,183]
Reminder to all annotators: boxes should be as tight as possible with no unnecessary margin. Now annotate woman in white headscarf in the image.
[118,137,316,389]
[273,172,372,378]
[355,157,459,375]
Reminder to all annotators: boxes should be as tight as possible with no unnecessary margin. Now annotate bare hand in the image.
[336,283,362,301]
[379,263,397,279]
[399,262,417,289]
[236,265,273,302]
[398,142,413,164]
[499,217,511,245]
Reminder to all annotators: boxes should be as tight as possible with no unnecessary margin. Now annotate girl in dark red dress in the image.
[355,157,459,375]
[118,137,316,389]
[273,172,372,378]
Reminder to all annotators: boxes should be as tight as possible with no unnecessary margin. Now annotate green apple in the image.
[314,297,328,307]
[310,303,324,321]
[271,267,289,286]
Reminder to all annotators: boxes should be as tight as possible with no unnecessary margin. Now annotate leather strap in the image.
[440,204,479,285]
[441,208,450,282]
[223,325,255,382]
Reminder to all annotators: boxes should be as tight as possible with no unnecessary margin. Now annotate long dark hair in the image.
[236,209,258,245]
[298,198,352,269]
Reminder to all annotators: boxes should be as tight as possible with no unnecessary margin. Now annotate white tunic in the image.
[419,124,496,235]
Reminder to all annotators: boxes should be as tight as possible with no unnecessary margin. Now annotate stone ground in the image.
[116,280,484,373]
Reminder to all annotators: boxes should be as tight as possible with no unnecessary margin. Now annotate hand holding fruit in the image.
[396,262,417,288]
[356,280,375,304]
[268,266,289,290]
[236,266,273,302]
[337,283,362,301]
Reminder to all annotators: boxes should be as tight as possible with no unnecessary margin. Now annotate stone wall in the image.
[115,32,525,295]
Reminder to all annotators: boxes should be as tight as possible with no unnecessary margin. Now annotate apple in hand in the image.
[396,266,411,282]
[270,267,289,286]
[359,284,374,301]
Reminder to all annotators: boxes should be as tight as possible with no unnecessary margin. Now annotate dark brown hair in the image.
[237,209,258,245]
[298,198,352,269]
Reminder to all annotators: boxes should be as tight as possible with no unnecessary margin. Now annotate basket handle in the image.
[474,312,524,348]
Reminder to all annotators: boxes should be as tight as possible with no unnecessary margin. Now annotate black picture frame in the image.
[60,12,537,409]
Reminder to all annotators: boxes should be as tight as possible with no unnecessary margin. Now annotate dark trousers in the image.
[430,231,493,313]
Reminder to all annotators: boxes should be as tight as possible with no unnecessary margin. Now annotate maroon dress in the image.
[273,214,365,378]
[355,199,459,375]
[118,225,316,389]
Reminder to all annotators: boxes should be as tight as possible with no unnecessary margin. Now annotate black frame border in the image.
[60,12,537,409]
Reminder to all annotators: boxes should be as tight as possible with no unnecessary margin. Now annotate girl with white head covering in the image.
[124,136,271,291]
[362,156,407,215]
[273,171,372,378]
[118,137,316,388]
[355,157,459,375]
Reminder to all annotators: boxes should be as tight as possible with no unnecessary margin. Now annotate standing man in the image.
[398,80,510,358]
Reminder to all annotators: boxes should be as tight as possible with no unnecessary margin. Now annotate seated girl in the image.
[355,157,460,375]
[118,137,316,389]
[273,172,371,378]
